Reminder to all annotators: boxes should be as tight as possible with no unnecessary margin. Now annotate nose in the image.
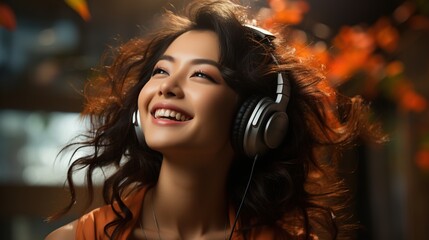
[158,74,185,98]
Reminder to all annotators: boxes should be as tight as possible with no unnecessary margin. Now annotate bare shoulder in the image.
[45,220,77,240]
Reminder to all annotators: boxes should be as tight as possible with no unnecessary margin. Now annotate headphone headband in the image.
[243,25,290,111]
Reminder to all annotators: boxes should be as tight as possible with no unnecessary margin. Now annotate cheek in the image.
[200,92,238,133]
[137,82,155,111]
[137,91,145,111]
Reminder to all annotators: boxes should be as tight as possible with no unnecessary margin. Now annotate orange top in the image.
[75,187,277,239]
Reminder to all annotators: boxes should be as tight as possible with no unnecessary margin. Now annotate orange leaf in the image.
[328,50,371,85]
[386,61,404,77]
[265,0,308,25]
[399,90,427,112]
[268,0,287,12]
[274,9,303,25]
[416,149,429,171]
[371,18,399,53]
[394,81,427,112]
[0,3,17,31]
[65,0,91,21]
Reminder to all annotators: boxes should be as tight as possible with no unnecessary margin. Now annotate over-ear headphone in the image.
[232,25,290,158]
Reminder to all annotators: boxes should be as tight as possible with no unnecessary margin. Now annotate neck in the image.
[142,153,232,239]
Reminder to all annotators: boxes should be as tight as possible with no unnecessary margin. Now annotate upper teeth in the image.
[154,109,191,121]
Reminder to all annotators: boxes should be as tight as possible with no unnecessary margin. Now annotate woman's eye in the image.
[152,68,168,76]
[192,71,216,82]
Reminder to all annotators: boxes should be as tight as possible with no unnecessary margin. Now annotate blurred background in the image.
[0,0,428,239]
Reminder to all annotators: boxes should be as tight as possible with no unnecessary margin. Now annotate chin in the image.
[145,140,186,152]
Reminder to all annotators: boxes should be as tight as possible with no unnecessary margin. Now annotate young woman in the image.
[46,0,384,239]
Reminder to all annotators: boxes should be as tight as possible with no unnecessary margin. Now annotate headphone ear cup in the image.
[232,97,261,157]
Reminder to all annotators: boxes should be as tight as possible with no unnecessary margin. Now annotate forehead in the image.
[163,30,220,62]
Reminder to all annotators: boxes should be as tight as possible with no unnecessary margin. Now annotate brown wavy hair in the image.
[52,0,385,239]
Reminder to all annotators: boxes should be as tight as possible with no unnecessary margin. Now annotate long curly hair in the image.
[52,0,385,239]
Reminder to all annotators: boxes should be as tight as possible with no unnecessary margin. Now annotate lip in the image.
[150,102,193,122]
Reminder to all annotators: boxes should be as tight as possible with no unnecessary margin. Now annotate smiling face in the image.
[137,30,239,161]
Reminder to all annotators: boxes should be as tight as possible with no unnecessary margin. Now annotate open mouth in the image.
[153,108,192,122]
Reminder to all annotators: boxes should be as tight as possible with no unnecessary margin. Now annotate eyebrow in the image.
[158,55,220,68]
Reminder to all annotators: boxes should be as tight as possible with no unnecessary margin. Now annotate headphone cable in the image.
[228,154,259,240]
